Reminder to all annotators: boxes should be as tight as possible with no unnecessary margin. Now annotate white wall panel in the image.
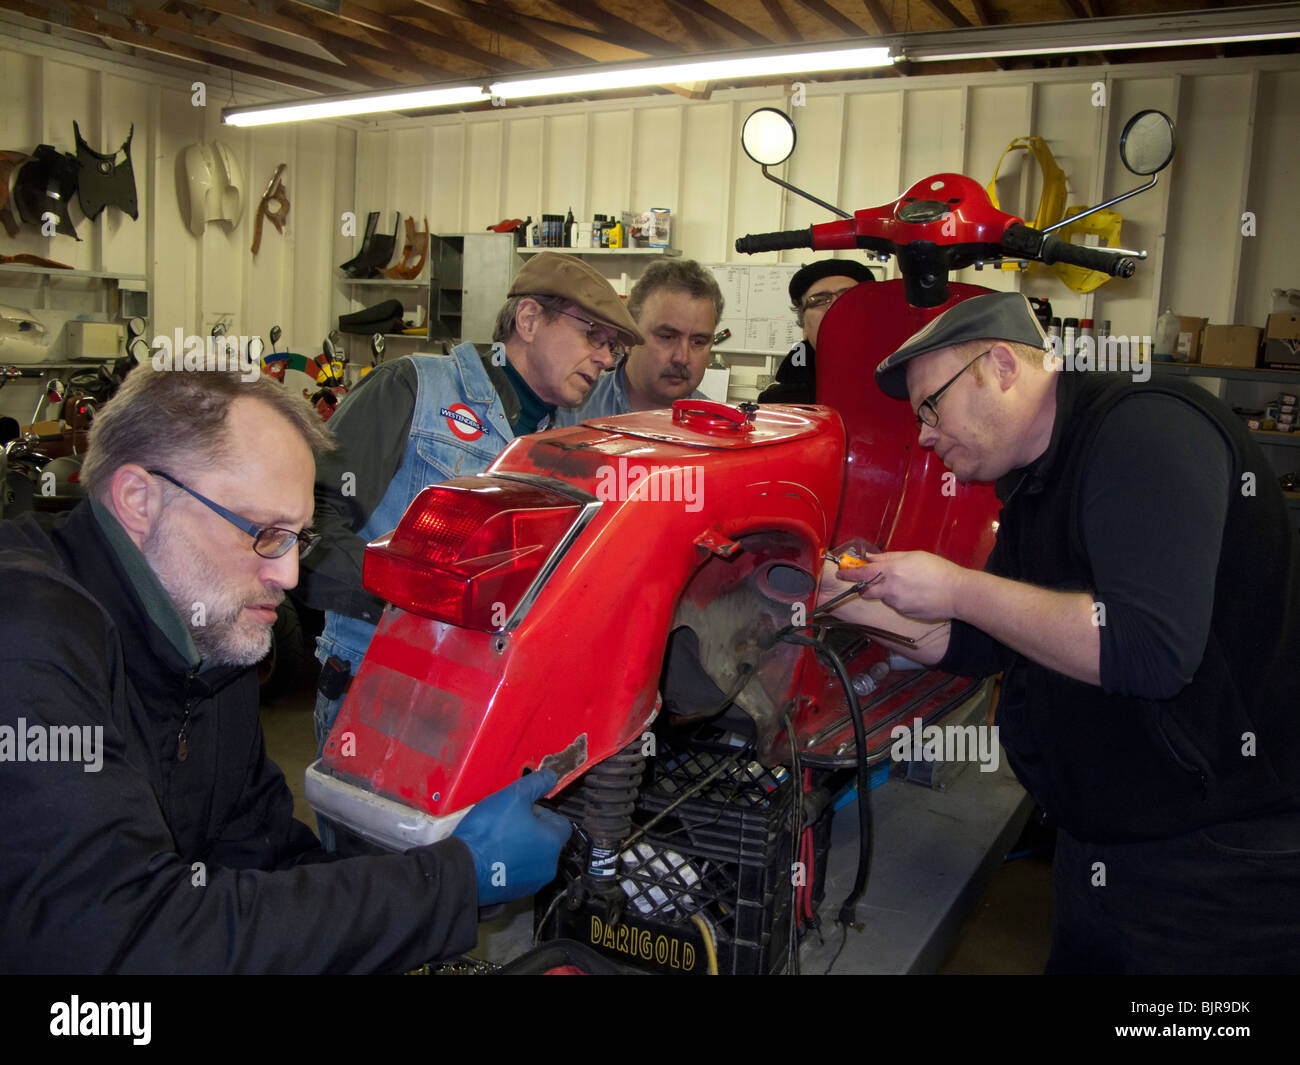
[429,124,464,233]
[900,88,966,188]
[463,122,501,232]
[1161,74,1254,325]
[630,105,680,221]
[1238,69,1300,327]
[587,110,632,223]
[786,95,847,236]
[503,116,543,222]
[680,102,734,263]
[544,113,589,221]
[1092,76,1179,339]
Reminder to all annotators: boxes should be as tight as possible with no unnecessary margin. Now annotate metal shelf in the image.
[1152,362,1300,385]
[0,264,147,282]
[339,277,427,287]
[1253,430,1300,448]
[517,247,681,257]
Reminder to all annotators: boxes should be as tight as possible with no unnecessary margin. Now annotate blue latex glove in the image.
[451,769,573,906]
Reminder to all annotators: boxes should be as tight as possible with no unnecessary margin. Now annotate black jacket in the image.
[758,340,815,404]
[0,503,478,973]
[941,372,1300,842]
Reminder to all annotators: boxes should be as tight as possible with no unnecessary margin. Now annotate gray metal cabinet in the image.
[428,233,518,344]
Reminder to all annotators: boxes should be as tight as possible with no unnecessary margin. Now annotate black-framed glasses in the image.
[915,349,990,428]
[556,309,628,358]
[149,470,319,560]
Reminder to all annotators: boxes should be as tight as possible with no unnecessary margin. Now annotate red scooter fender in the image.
[317,403,847,831]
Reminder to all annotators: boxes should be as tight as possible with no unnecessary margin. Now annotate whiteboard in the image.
[706,262,803,356]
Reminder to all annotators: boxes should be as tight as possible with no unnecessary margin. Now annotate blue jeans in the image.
[1047,803,1300,974]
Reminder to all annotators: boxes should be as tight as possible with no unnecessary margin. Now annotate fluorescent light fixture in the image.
[225,85,491,127]
[916,31,1300,63]
[899,6,1300,63]
[489,46,893,100]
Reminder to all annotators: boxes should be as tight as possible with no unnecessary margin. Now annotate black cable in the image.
[770,624,872,931]
[785,711,802,976]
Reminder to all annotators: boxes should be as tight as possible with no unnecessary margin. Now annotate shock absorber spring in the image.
[582,741,647,899]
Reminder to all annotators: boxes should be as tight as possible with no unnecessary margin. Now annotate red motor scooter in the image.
[306,108,1174,973]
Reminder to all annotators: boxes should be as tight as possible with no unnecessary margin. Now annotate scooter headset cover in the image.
[13,145,81,240]
[74,122,138,221]
[875,291,1049,399]
[178,141,243,236]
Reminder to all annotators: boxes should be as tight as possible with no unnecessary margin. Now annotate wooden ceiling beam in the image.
[556,0,672,54]
[124,0,386,85]
[288,4,499,79]
[400,0,591,63]
[399,0,653,63]
[859,0,895,35]
[791,0,870,37]
[663,0,773,47]
[760,0,801,41]
[3,0,350,93]
[920,0,972,29]
[650,0,724,47]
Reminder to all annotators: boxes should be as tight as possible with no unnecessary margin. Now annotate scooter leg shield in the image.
[339,210,381,277]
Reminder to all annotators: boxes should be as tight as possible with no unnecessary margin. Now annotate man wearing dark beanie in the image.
[758,258,875,403]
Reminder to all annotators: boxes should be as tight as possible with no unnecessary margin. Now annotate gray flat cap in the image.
[874,291,1049,398]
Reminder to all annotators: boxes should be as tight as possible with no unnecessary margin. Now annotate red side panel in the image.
[815,279,1001,569]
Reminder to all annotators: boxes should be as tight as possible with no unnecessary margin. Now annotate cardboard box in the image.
[1200,324,1262,369]
[1263,313,1300,370]
[1175,315,1207,363]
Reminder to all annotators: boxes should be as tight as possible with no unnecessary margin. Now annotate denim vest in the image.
[317,343,515,670]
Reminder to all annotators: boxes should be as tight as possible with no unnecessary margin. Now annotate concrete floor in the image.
[260,682,1054,974]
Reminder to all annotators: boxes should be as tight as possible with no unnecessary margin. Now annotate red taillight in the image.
[363,477,586,630]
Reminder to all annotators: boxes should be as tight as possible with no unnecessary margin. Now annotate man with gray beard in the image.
[0,368,569,973]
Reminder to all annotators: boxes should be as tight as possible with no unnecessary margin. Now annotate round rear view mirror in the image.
[1119,110,1175,176]
[127,337,150,364]
[741,108,797,167]
[269,325,282,346]
[248,336,264,361]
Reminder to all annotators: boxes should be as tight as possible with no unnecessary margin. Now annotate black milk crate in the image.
[538,731,797,975]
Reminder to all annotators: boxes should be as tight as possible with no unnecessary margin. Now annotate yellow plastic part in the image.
[1051,206,1123,293]
[987,136,1069,231]
[986,135,1124,292]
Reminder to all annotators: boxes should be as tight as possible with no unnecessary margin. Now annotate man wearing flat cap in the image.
[299,252,643,834]
[759,258,875,404]
[821,290,1300,973]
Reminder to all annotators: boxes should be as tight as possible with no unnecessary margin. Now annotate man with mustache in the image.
[0,368,572,972]
[554,258,722,424]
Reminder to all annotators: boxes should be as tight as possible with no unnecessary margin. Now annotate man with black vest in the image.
[819,290,1300,973]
